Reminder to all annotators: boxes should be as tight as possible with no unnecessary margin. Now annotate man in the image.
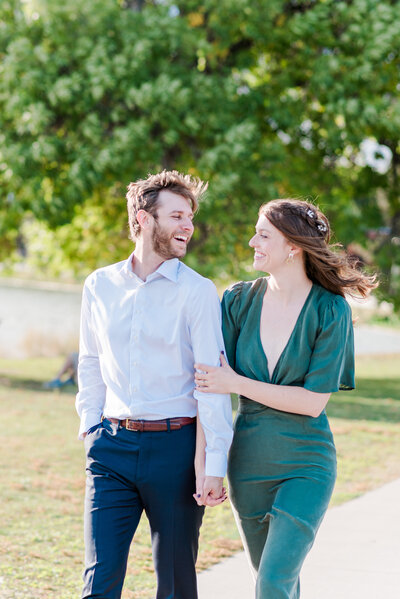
[76,170,233,599]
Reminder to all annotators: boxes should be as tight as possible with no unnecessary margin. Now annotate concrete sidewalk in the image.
[198,477,400,598]
[354,325,400,355]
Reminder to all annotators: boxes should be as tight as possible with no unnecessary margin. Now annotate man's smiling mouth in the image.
[174,235,188,243]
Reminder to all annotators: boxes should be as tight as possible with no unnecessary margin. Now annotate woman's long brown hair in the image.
[260,199,378,298]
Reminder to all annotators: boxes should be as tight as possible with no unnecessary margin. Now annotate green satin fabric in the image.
[222,279,355,599]
[222,278,355,393]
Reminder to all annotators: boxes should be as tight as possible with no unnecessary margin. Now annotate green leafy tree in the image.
[1,0,399,307]
[0,0,279,279]
[246,0,400,305]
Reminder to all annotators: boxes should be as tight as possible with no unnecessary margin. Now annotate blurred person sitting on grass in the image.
[43,351,78,389]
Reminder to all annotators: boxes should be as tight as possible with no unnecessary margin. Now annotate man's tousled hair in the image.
[126,170,207,240]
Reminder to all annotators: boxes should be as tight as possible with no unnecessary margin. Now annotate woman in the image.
[194,199,377,598]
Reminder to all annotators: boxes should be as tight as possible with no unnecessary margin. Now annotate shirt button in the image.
[133,387,137,392]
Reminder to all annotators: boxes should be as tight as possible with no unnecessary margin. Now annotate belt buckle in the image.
[125,419,143,432]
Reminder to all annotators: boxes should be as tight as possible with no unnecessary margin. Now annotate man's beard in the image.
[152,220,187,260]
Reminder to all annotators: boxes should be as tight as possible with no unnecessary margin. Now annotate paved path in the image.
[198,478,400,599]
[354,324,400,355]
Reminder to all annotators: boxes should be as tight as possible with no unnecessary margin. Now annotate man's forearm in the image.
[76,355,106,438]
[194,407,206,474]
[195,392,233,477]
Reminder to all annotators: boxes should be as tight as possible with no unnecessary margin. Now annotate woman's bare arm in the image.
[195,355,330,418]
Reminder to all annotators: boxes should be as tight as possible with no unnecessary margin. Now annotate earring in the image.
[286,252,294,264]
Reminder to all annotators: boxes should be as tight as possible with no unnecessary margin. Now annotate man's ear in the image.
[136,209,153,231]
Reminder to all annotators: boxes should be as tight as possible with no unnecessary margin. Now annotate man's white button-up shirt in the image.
[76,253,233,477]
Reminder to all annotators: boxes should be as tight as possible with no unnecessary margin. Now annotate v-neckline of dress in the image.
[256,278,315,383]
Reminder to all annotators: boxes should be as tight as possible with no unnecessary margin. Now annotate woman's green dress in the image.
[223,278,354,599]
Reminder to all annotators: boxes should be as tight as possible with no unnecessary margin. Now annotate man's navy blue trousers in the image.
[82,418,204,599]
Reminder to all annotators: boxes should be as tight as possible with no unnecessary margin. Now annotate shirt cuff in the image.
[205,451,227,478]
[78,411,102,440]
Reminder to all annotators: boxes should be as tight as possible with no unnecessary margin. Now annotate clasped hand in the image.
[194,353,237,394]
[193,474,227,507]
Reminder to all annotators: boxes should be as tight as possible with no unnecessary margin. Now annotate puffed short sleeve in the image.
[221,282,244,371]
[304,295,355,393]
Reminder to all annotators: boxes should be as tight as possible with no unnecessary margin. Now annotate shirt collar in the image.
[156,258,180,282]
[123,252,179,283]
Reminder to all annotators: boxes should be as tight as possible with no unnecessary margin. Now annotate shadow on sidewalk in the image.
[0,374,76,394]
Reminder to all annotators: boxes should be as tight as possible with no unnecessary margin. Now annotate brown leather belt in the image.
[106,416,196,432]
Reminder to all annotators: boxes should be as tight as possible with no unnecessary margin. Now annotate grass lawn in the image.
[0,354,399,598]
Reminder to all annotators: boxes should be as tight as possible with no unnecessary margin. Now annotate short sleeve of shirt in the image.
[304,295,355,393]
[221,282,244,370]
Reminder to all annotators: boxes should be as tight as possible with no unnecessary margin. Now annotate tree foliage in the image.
[1,0,399,306]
